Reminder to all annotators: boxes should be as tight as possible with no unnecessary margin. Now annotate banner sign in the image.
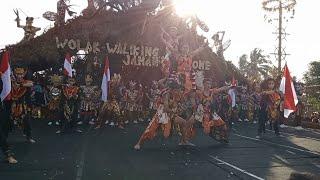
[55,37,211,70]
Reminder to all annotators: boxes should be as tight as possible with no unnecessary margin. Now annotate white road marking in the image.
[234,124,320,141]
[312,163,320,169]
[274,155,290,164]
[234,133,320,156]
[286,150,296,155]
[209,155,265,180]
[75,126,93,180]
[284,126,320,135]
[265,129,320,141]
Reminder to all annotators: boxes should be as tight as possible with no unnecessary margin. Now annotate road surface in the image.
[0,121,319,180]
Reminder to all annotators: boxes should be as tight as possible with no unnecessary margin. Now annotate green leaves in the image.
[238,48,275,82]
[304,61,320,86]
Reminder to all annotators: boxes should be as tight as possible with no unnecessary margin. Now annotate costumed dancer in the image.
[47,74,63,126]
[133,83,171,150]
[118,80,127,126]
[134,78,191,150]
[110,74,124,128]
[10,66,36,143]
[147,81,161,122]
[257,78,281,138]
[95,95,123,129]
[176,42,207,91]
[125,81,139,124]
[57,76,81,134]
[175,88,199,145]
[160,26,182,75]
[108,94,123,128]
[251,83,261,124]
[238,86,249,122]
[95,74,124,129]
[30,77,46,119]
[196,79,230,143]
[137,84,146,122]
[79,74,99,125]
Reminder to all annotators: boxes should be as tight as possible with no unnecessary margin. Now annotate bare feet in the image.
[134,144,141,150]
[7,156,18,164]
[185,141,196,146]
[27,138,36,144]
[178,141,186,146]
[94,125,101,129]
[179,141,195,146]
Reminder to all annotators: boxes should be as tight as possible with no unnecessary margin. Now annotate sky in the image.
[1,0,319,80]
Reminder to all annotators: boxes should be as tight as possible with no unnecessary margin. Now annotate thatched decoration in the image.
[6,4,245,85]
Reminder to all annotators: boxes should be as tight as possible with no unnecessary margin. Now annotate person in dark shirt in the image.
[0,75,18,164]
[257,78,281,138]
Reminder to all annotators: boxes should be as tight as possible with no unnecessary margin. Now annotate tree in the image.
[304,61,320,86]
[238,48,274,82]
[303,61,320,114]
[238,54,248,75]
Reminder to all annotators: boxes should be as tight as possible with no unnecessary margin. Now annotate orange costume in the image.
[11,79,34,140]
[196,89,228,141]
[266,92,281,121]
[11,81,30,121]
[177,56,193,91]
[135,92,172,145]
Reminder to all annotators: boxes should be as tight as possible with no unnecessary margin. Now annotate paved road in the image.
[0,120,319,180]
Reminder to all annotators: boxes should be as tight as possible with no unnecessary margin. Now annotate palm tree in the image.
[238,48,273,82]
[239,54,248,76]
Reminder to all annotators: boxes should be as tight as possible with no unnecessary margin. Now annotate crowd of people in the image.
[1,25,288,164]
[0,64,287,164]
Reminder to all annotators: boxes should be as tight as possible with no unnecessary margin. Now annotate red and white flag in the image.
[0,51,11,101]
[101,56,111,102]
[231,76,237,87]
[64,53,73,77]
[279,64,298,118]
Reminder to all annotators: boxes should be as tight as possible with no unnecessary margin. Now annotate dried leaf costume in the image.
[96,74,124,128]
[61,78,80,130]
[47,75,63,122]
[125,81,139,122]
[80,75,100,123]
[196,88,229,142]
[266,92,281,122]
[11,67,34,140]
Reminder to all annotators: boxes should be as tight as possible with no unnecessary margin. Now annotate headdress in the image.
[160,88,169,96]
[85,74,93,82]
[111,73,121,83]
[49,74,63,85]
[14,67,25,74]
[26,17,34,21]
[129,80,136,87]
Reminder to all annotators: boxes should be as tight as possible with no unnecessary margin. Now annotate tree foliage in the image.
[6,0,245,84]
[304,61,320,86]
[93,0,162,12]
[238,48,275,82]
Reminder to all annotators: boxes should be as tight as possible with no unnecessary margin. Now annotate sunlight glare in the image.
[173,0,201,17]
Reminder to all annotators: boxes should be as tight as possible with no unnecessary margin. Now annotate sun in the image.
[173,0,201,17]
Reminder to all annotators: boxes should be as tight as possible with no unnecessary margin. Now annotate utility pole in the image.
[263,0,296,75]
[278,0,282,73]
